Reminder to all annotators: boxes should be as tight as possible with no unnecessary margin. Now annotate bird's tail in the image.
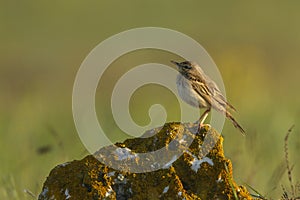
[225,111,245,135]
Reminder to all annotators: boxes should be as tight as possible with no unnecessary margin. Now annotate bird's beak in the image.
[170,60,179,66]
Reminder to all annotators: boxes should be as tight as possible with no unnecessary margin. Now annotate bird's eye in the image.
[183,65,191,69]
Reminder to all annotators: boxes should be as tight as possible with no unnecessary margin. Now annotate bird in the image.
[171,60,245,135]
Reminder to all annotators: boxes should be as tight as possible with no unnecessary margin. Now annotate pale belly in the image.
[176,75,209,108]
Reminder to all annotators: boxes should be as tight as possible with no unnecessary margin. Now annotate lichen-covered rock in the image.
[38,123,253,200]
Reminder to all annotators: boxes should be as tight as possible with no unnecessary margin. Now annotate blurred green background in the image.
[1,1,299,199]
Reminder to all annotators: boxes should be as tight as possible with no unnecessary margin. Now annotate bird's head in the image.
[171,60,198,75]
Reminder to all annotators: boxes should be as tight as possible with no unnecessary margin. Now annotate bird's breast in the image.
[176,75,208,108]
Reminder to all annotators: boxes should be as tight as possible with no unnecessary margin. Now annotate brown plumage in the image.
[171,60,245,135]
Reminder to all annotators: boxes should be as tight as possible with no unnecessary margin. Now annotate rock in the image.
[38,123,253,200]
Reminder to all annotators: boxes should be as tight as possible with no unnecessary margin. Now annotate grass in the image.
[280,125,300,200]
[244,126,300,200]
[1,1,300,199]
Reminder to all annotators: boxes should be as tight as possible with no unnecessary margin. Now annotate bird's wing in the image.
[192,66,236,111]
[190,79,213,108]
[199,71,236,111]
[207,81,237,111]
[191,78,234,112]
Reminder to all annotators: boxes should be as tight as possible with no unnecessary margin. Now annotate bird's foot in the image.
[199,123,211,130]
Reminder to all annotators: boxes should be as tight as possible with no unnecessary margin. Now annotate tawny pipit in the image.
[171,60,245,135]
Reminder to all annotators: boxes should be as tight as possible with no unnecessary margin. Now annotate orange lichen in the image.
[38,123,253,200]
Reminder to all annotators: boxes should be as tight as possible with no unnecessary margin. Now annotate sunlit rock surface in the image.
[38,123,252,200]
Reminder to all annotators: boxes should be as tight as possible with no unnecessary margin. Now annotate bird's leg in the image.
[199,108,211,128]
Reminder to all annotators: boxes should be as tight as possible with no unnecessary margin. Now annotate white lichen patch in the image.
[108,171,116,177]
[179,134,187,144]
[64,188,71,199]
[163,155,178,169]
[114,147,138,161]
[40,187,48,198]
[216,175,223,183]
[162,186,169,194]
[190,155,214,172]
[117,174,124,181]
[58,162,70,167]
[116,174,127,184]
[105,186,113,197]
[150,162,160,169]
